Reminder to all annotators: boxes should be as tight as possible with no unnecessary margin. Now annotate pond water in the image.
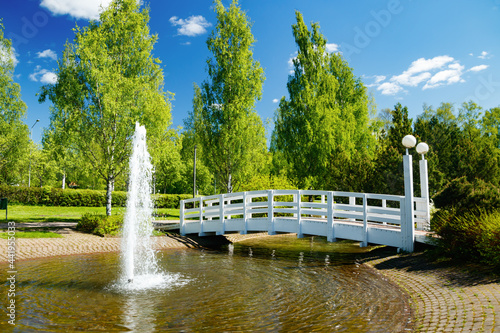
[1,235,413,332]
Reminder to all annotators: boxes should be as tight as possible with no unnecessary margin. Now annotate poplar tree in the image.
[273,11,376,190]
[39,0,172,215]
[190,0,266,193]
[0,20,29,185]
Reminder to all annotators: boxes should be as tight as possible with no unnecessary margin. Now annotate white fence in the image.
[180,189,430,252]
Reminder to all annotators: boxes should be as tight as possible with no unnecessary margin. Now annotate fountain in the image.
[0,124,415,331]
[121,122,158,285]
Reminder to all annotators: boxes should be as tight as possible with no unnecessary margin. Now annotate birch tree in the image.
[189,0,267,193]
[39,0,172,215]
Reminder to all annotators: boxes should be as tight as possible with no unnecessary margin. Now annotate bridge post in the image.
[268,190,275,235]
[180,200,185,235]
[327,192,335,242]
[360,193,368,247]
[219,194,225,235]
[242,191,248,234]
[297,190,303,238]
[419,158,430,230]
[199,196,206,236]
[402,153,415,252]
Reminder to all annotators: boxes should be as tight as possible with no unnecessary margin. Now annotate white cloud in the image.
[169,15,212,37]
[29,65,58,84]
[392,71,432,87]
[469,64,489,72]
[0,45,19,67]
[373,75,386,84]
[325,43,339,53]
[423,63,465,90]
[370,55,467,95]
[41,0,113,20]
[406,55,454,74]
[478,51,489,59]
[272,98,279,103]
[37,49,57,61]
[377,82,404,95]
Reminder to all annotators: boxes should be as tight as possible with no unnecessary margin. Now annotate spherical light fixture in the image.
[416,142,429,155]
[402,135,417,149]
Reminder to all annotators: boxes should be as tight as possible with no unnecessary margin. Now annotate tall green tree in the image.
[368,103,413,195]
[272,11,376,190]
[39,0,172,215]
[0,20,29,185]
[482,106,500,148]
[188,0,267,193]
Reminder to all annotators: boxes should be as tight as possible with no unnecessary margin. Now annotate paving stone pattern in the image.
[365,254,500,332]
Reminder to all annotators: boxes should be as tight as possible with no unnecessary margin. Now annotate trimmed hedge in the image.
[0,185,190,208]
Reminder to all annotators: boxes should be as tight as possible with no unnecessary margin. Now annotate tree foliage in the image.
[188,0,267,193]
[0,20,29,185]
[39,0,172,215]
[272,11,376,191]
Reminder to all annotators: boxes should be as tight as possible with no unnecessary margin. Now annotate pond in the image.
[1,235,413,332]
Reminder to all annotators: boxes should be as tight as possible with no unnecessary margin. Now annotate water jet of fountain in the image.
[121,123,158,283]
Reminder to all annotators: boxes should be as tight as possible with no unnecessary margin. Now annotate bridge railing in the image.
[180,189,429,252]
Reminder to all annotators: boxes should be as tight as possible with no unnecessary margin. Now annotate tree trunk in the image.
[62,172,66,189]
[106,175,114,216]
[227,173,232,193]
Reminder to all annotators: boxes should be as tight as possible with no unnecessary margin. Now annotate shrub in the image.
[476,211,500,267]
[94,215,124,237]
[77,213,102,233]
[433,177,500,213]
[432,208,500,267]
[77,213,124,236]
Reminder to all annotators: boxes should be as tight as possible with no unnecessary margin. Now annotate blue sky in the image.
[2,0,500,144]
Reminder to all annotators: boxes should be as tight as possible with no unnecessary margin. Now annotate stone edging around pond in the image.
[0,231,499,332]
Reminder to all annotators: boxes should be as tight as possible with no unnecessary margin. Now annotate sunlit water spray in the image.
[120,123,162,289]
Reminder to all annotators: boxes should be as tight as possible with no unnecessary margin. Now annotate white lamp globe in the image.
[416,142,429,154]
[402,135,417,149]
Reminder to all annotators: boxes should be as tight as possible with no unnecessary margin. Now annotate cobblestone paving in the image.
[365,253,500,332]
[1,231,499,332]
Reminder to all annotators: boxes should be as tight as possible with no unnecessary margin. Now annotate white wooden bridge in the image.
[180,143,432,252]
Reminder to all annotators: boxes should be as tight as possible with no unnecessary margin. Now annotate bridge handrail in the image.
[180,189,429,251]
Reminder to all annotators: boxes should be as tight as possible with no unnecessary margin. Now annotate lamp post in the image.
[401,134,416,252]
[193,145,197,198]
[416,142,430,230]
[28,119,40,188]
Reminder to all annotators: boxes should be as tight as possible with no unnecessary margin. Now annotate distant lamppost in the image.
[28,119,40,187]
[193,145,197,198]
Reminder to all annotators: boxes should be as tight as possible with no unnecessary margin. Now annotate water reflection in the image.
[0,235,413,332]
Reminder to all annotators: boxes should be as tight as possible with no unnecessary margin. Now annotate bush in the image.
[77,213,102,233]
[433,177,500,213]
[432,208,500,267]
[94,215,124,236]
[77,213,124,236]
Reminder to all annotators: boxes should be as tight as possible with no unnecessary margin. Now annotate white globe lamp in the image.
[416,142,429,159]
[402,135,416,154]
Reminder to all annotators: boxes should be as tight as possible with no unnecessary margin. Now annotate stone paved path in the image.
[1,231,500,332]
[364,253,500,332]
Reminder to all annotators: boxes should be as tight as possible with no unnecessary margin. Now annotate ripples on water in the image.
[0,235,413,332]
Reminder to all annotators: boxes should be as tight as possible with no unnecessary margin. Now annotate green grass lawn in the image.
[4,205,180,223]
